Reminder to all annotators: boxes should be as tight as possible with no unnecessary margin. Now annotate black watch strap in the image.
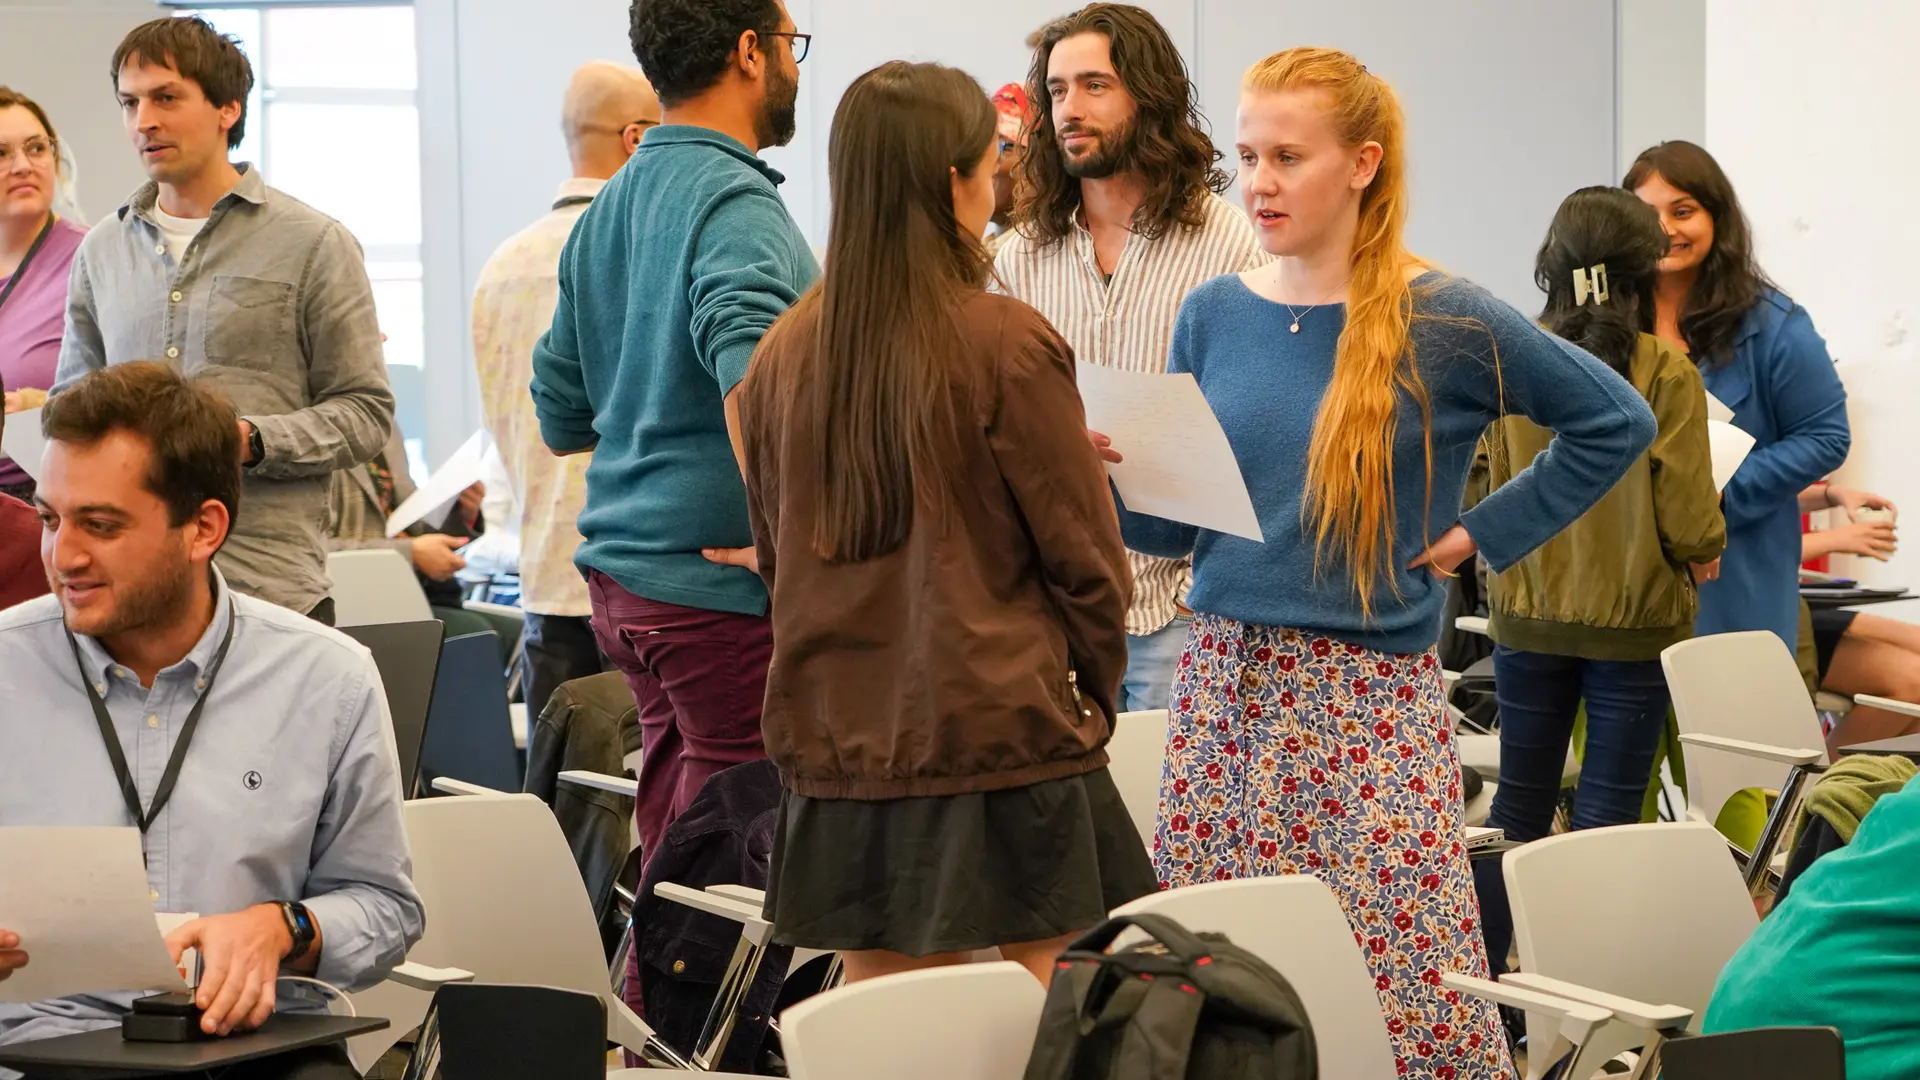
[278,901,317,962]
[245,423,265,468]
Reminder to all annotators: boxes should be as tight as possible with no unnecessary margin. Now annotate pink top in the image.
[0,216,87,487]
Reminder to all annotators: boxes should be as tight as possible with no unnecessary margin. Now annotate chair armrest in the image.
[1853,694,1920,720]
[1442,973,1611,1029]
[464,600,524,622]
[1501,973,1693,1031]
[384,962,476,992]
[707,883,766,905]
[557,769,639,797]
[1677,733,1824,767]
[430,777,506,796]
[654,881,761,923]
[1454,615,1490,636]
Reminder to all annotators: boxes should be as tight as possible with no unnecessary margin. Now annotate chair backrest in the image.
[340,620,445,796]
[418,631,522,793]
[1662,631,1829,826]
[1661,1026,1846,1080]
[1505,823,1759,1068]
[329,548,434,627]
[1114,876,1396,1079]
[420,983,608,1080]
[1106,708,1169,852]
[781,961,1045,1080]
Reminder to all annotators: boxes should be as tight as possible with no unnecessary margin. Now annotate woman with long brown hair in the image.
[735,59,1154,986]
[1100,49,1654,1076]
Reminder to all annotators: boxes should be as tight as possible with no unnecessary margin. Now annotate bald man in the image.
[472,61,660,719]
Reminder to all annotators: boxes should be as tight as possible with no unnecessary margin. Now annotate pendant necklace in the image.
[1283,277,1352,334]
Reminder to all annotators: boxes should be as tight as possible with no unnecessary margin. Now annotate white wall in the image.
[0,0,161,224]
[1705,0,1920,587]
[418,0,1629,457]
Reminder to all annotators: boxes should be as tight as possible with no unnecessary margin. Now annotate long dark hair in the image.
[1623,140,1776,367]
[1535,187,1667,375]
[769,61,995,564]
[1015,3,1227,246]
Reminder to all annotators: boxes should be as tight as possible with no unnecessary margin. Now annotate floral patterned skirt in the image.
[1153,614,1513,1080]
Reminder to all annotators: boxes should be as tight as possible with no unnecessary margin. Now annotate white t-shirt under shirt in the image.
[150,205,208,263]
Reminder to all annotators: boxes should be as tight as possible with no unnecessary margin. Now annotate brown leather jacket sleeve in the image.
[986,314,1133,727]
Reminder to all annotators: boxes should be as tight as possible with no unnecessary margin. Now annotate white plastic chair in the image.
[780,961,1045,1080]
[1106,708,1169,852]
[1113,876,1395,1079]
[1501,822,1757,1077]
[328,548,434,626]
[1661,632,1829,889]
[347,791,688,1071]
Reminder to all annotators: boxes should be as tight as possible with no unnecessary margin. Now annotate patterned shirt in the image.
[994,191,1267,636]
[472,178,599,616]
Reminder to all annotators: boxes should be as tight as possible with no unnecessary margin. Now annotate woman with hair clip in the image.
[735,60,1155,987]
[1627,141,1856,650]
[1101,49,1654,1077]
[1466,187,1726,988]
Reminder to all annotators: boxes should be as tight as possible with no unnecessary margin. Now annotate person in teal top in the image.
[1704,776,1920,1078]
[529,0,817,863]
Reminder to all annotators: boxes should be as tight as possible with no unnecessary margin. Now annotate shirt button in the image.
[94,683,107,695]
[170,290,183,303]
[147,715,160,729]
[148,889,160,902]
[166,346,180,359]
[155,244,166,255]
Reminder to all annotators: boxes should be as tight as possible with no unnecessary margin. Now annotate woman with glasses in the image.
[0,87,86,502]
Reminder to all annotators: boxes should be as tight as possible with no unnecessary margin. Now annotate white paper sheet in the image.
[1075,363,1264,542]
[1707,419,1755,493]
[0,827,189,1003]
[0,405,45,482]
[1704,390,1734,424]
[385,429,487,537]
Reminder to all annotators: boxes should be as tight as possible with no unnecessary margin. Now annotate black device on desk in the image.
[0,1014,388,1079]
[121,993,207,1043]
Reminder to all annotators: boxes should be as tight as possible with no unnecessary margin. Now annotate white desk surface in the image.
[1846,597,1920,625]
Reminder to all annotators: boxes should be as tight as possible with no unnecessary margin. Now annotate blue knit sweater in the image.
[1117,272,1656,654]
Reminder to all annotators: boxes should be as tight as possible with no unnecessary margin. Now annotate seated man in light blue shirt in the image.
[0,362,422,1077]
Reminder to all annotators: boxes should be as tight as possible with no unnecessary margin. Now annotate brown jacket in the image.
[738,291,1131,800]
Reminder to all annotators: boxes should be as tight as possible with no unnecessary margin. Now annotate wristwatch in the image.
[277,901,317,962]
[244,422,265,468]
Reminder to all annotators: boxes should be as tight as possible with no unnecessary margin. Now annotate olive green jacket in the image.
[1468,334,1727,661]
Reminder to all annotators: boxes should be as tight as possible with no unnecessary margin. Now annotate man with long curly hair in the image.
[995,3,1265,714]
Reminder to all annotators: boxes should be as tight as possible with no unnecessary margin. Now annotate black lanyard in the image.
[65,600,238,834]
[0,214,55,316]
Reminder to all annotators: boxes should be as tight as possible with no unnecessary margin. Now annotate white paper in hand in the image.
[386,429,488,537]
[1708,419,1755,493]
[0,405,46,482]
[0,827,189,1003]
[1703,390,1735,424]
[1075,363,1263,542]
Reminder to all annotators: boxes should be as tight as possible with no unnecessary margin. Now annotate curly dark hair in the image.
[1013,4,1227,247]
[1535,186,1668,376]
[1623,140,1778,369]
[629,0,783,108]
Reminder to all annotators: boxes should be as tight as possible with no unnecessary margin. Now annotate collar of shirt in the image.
[639,125,788,187]
[120,162,267,224]
[69,567,235,694]
[554,176,607,205]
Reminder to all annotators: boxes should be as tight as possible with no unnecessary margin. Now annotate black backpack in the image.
[1023,913,1318,1080]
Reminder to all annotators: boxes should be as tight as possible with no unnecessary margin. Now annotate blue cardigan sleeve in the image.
[1720,306,1850,530]
[1113,296,1201,558]
[1451,286,1657,571]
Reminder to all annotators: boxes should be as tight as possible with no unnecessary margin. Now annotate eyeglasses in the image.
[765,31,811,63]
[0,137,55,168]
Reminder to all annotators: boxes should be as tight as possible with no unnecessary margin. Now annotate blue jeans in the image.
[1121,615,1191,712]
[1473,646,1671,975]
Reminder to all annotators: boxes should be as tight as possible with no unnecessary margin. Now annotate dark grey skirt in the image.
[762,766,1158,956]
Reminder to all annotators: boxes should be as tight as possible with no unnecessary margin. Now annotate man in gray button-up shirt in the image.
[0,363,419,1072]
[55,17,393,619]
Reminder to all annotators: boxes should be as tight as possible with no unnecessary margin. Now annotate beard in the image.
[59,550,196,641]
[757,60,800,149]
[1058,117,1139,180]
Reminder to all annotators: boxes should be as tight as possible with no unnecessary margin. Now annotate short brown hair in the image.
[0,86,59,153]
[111,16,254,150]
[43,363,243,530]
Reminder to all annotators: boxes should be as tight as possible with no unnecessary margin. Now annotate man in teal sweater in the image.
[530,0,816,862]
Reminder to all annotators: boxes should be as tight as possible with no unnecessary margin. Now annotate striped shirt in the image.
[994,191,1267,636]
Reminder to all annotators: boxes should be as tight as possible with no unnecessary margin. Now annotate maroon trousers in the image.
[587,571,773,864]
